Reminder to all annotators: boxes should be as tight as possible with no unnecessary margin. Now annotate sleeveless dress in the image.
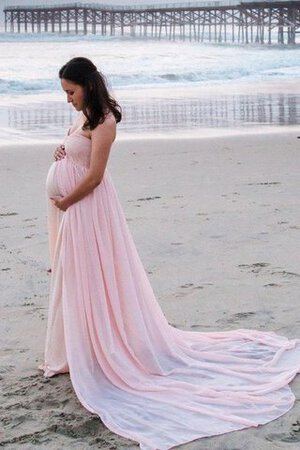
[39,128,300,450]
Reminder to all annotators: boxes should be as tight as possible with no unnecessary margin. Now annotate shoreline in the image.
[1,110,300,147]
[0,78,299,146]
[1,123,299,148]
[1,130,300,448]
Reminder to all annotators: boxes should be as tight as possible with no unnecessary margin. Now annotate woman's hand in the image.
[54,144,66,161]
[50,196,70,211]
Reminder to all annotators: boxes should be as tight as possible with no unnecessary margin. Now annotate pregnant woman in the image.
[39,57,300,450]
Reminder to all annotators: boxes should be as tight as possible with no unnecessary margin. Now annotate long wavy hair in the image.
[59,57,122,130]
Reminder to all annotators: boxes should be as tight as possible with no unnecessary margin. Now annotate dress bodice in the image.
[63,132,92,169]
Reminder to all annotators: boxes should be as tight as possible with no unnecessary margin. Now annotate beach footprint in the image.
[176,283,205,297]
[217,311,256,326]
[271,270,300,279]
[136,196,161,201]
[247,181,281,186]
[217,310,273,328]
[266,420,300,443]
[0,212,18,217]
[238,262,270,274]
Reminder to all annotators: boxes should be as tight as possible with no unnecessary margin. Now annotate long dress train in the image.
[39,130,300,450]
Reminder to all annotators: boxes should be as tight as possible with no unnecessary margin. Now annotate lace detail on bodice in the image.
[63,132,92,169]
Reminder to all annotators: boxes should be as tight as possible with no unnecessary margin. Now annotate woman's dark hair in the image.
[59,57,122,129]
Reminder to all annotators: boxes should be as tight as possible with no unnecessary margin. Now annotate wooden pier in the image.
[4,1,300,44]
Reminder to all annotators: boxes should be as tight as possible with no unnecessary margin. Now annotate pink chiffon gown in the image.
[39,127,300,450]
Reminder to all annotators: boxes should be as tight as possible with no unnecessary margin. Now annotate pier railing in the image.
[4,2,244,11]
[4,1,300,44]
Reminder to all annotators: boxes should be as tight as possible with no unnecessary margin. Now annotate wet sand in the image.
[1,130,300,449]
[1,79,300,145]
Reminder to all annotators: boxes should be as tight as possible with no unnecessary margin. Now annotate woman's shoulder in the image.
[104,110,117,125]
[91,112,116,141]
[100,111,117,131]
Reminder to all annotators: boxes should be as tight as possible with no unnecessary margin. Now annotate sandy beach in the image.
[1,129,300,449]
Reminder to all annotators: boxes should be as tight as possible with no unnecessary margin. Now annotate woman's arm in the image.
[51,115,116,211]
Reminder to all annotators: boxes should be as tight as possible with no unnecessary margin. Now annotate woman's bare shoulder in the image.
[105,111,117,125]
[91,113,116,141]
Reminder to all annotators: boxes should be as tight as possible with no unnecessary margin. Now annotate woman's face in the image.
[61,78,85,111]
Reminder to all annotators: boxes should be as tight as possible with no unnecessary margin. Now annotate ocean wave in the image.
[89,67,300,88]
[0,78,58,94]
[0,66,299,96]
[0,33,299,96]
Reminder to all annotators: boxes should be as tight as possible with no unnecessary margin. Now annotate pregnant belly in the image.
[46,162,62,198]
[46,158,88,198]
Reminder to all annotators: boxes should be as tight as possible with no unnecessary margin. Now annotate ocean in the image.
[0,32,300,143]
